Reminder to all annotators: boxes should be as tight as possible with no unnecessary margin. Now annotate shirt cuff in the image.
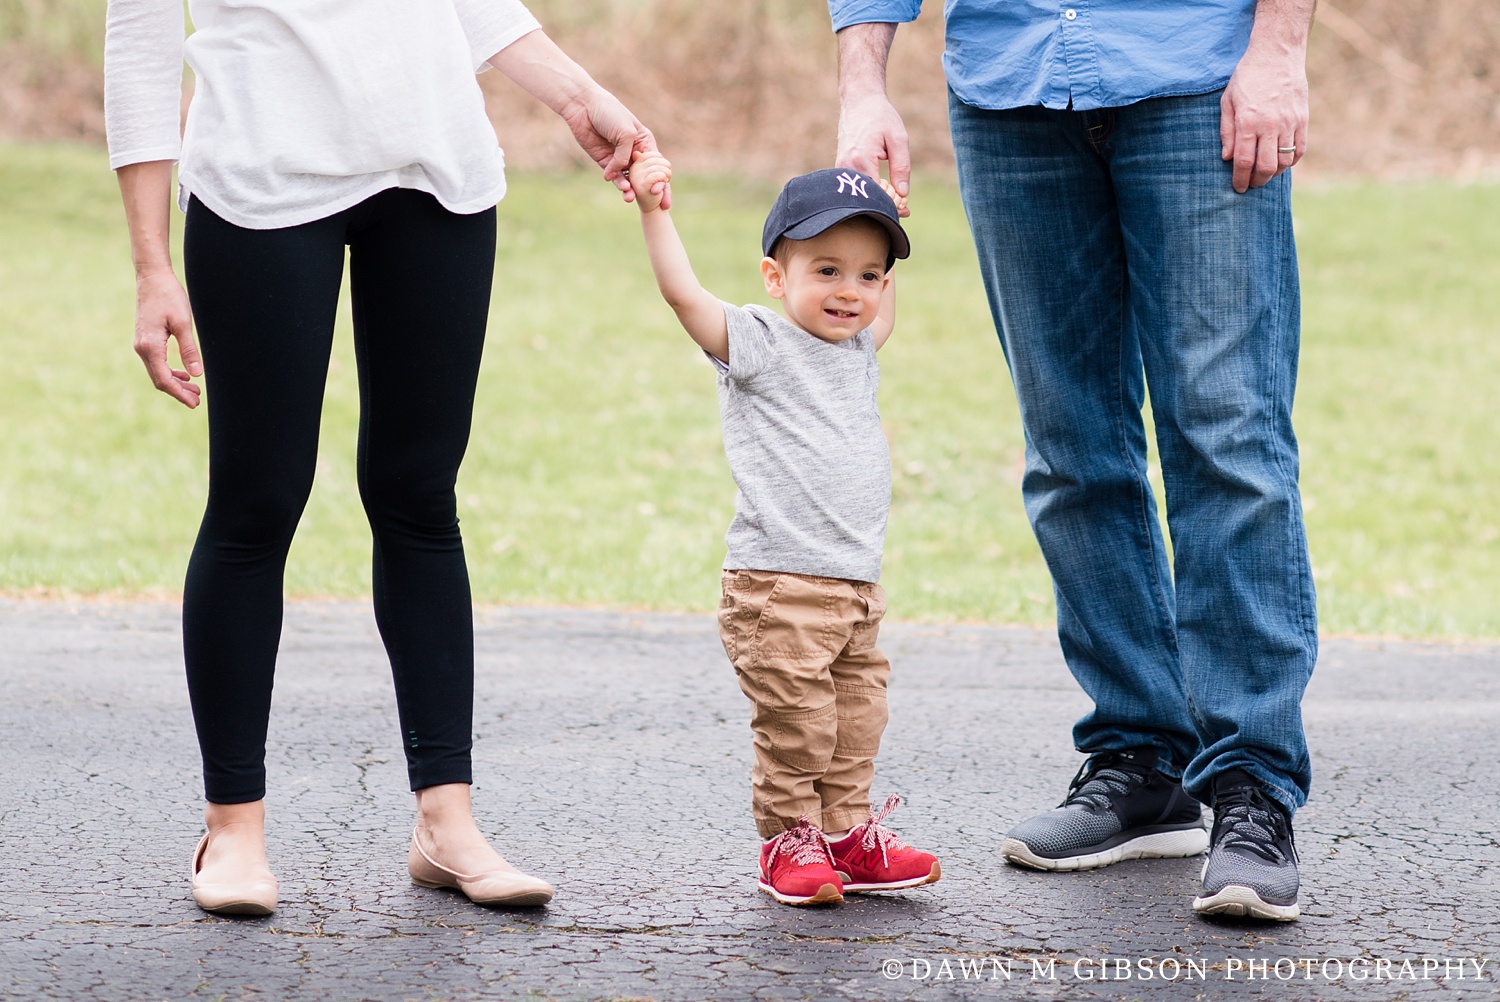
[828,0,923,32]
[108,145,182,170]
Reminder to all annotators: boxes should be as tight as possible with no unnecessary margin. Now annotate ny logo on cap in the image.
[835,171,869,198]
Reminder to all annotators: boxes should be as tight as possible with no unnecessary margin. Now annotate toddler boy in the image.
[628,153,941,906]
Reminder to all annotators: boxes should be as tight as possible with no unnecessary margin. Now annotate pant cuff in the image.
[757,809,827,838]
[408,763,474,792]
[820,806,872,834]
[204,770,267,805]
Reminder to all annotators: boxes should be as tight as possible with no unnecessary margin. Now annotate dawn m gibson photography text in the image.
[880,955,1492,984]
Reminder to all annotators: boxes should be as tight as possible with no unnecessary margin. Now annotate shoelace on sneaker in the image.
[850,794,911,868]
[769,818,835,869]
[1213,785,1297,864]
[1061,752,1152,811]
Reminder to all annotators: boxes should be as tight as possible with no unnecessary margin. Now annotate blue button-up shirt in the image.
[829,0,1255,112]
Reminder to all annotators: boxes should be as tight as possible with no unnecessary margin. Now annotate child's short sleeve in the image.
[716,302,776,382]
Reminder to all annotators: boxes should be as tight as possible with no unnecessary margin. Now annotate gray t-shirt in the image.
[710,302,891,583]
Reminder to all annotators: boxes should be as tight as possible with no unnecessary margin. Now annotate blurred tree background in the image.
[3,0,1498,178]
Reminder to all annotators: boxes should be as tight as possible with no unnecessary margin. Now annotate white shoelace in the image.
[769,817,835,868]
[853,794,910,867]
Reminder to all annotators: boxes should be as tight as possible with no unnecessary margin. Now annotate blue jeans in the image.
[949,90,1317,814]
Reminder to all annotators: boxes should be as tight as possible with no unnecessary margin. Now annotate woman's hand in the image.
[134,268,202,408]
[116,160,202,408]
[488,30,667,208]
[560,88,665,208]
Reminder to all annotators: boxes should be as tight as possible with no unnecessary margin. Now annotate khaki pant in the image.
[717,569,890,838]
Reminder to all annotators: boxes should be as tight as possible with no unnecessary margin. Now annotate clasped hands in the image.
[626,149,904,216]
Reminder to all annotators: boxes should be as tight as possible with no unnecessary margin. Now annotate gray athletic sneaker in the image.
[1193,769,1300,922]
[1001,747,1208,871]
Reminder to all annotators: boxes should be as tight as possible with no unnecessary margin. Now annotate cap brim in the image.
[779,206,910,261]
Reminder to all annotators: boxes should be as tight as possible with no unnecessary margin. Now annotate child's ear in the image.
[760,256,785,300]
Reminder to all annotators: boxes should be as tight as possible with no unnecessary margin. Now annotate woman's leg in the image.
[344,189,512,875]
[182,197,346,880]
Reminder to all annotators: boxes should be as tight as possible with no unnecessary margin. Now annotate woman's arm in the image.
[106,0,197,406]
[104,0,186,169]
[116,161,201,408]
[485,30,665,206]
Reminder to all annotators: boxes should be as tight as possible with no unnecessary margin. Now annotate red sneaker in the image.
[758,819,844,906]
[829,795,942,892]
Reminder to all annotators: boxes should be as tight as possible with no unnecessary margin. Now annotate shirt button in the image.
[1064,8,1077,19]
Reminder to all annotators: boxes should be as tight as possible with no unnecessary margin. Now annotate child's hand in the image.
[877,177,908,216]
[629,149,672,213]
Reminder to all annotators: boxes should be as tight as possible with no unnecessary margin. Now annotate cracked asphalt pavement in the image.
[1,599,1496,1000]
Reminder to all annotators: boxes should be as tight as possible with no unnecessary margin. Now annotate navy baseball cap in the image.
[762,168,910,267]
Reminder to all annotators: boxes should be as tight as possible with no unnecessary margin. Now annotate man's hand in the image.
[134,268,202,408]
[835,23,911,217]
[1220,0,1315,193]
[628,150,672,213]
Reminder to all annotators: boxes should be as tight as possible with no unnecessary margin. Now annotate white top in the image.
[104,0,540,229]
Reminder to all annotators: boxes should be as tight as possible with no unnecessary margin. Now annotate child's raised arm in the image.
[870,178,902,350]
[872,271,896,350]
[629,151,728,363]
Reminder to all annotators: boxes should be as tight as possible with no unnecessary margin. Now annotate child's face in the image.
[760,220,890,344]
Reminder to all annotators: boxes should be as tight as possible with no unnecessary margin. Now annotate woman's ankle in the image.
[204,798,266,833]
[414,782,475,829]
[198,799,272,877]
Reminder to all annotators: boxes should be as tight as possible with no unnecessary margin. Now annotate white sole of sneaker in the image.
[1193,884,1300,922]
[842,861,942,893]
[757,879,843,906]
[1002,827,1209,872]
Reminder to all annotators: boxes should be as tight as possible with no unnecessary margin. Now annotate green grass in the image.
[1,142,1496,638]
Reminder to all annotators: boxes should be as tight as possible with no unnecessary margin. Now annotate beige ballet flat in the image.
[190,832,278,916]
[408,827,554,907]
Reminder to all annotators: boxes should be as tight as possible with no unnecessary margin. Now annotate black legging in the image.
[182,188,496,804]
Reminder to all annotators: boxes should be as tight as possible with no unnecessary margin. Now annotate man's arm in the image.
[629,152,728,362]
[1220,0,1318,193]
[835,22,911,216]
